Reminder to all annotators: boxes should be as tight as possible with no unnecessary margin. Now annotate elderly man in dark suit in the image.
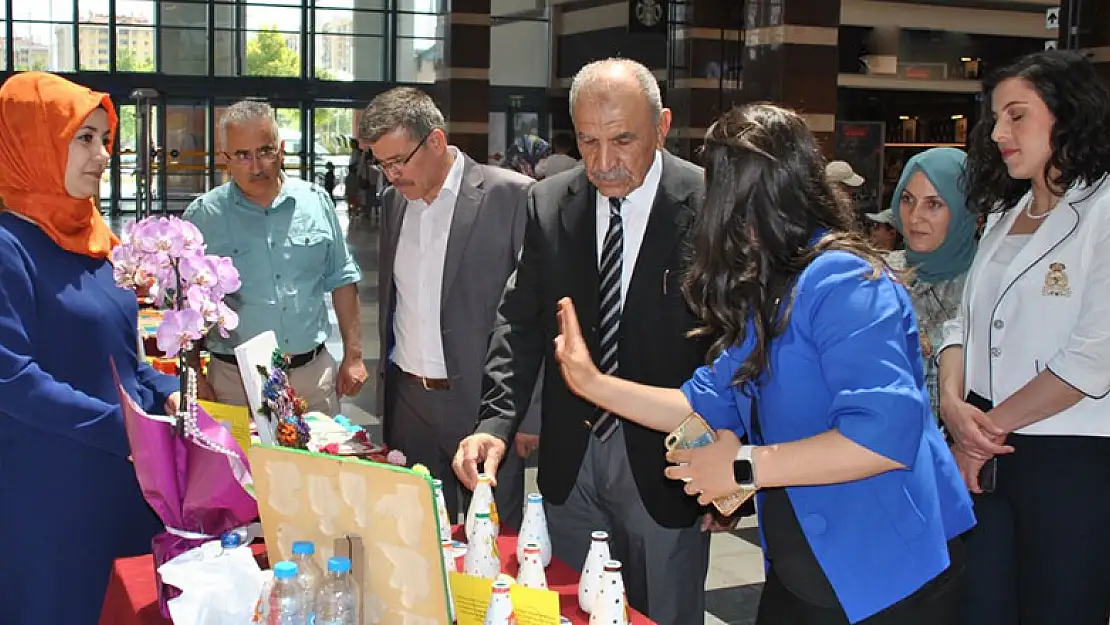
[454,58,713,625]
[361,87,537,523]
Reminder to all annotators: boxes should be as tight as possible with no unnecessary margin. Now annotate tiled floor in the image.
[113,205,767,624]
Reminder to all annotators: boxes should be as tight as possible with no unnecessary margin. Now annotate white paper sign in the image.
[234,330,280,446]
[1045,39,1058,50]
[1045,7,1060,30]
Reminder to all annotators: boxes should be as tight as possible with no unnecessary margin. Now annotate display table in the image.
[99,530,655,625]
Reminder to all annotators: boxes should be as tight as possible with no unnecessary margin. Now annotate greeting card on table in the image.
[448,572,560,625]
[234,331,279,445]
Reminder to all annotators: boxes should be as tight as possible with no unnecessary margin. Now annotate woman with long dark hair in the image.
[552,103,973,624]
[936,50,1110,625]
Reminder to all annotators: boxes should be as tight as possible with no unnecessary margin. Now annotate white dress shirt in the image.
[390,147,466,378]
[595,150,664,307]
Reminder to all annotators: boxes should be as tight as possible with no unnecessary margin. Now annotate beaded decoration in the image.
[256,348,310,449]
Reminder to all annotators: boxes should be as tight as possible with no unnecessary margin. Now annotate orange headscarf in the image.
[0,72,120,260]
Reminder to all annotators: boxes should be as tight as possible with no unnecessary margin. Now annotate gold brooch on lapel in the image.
[1042,262,1072,297]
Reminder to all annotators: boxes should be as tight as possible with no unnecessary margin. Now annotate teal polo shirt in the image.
[183,177,362,356]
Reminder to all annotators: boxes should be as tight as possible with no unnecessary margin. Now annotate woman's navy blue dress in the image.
[0,212,178,625]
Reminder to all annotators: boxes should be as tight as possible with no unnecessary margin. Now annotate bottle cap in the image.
[219,532,242,549]
[274,561,298,579]
[292,541,315,556]
[491,579,512,592]
[591,530,609,541]
[433,478,444,489]
[477,473,492,483]
[604,560,622,571]
[527,492,543,503]
[327,556,352,573]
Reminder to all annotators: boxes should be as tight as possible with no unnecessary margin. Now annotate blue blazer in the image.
[682,250,975,623]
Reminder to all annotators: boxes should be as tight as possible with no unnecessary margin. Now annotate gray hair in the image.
[219,100,279,147]
[569,58,663,123]
[358,87,445,143]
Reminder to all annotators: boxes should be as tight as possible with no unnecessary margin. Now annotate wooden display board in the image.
[249,445,451,625]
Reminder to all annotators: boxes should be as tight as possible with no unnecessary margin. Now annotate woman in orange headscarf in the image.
[0,72,180,625]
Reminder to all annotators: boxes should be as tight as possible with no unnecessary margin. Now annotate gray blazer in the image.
[376,152,540,443]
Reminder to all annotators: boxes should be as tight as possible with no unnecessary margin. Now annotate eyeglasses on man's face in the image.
[225,145,281,164]
[373,133,429,175]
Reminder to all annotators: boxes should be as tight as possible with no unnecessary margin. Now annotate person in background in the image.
[454,58,714,625]
[535,132,579,179]
[360,87,537,522]
[937,50,1110,625]
[864,208,904,265]
[825,160,865,190]
[552,103,973,625]
[323,161,337,201]
[889,147,977,421]
[345,137,364,218]
[0,72,180,625]
[186,100,366,415]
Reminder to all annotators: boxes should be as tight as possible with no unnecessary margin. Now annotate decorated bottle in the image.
[516,493,552,568]
[589,560,629,625]
[516,541,547,590]
[466,473,499,542]
[577,531,610,613]
[482,579,516,625]
[464,510,502,580]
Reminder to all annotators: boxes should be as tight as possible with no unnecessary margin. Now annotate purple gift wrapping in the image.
[116,369,258,618]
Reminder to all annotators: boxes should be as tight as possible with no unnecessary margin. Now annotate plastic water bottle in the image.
[314,556,358,625]
[217,531,243,557]
[291,541,324,619]
[266,561,306,625]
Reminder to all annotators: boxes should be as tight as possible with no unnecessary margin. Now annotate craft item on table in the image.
[516,542,547,590]
[434,479,453,543]
[466,473,500,542]
[589,561,629,625]
[254,348,312,450]
[234,331,280,446]
[443,540,458,622]
[305,412,382,457]
[482,579,516,625]
[249,445,452,624]
[578,531,611,614]
[464,511,502,580]
[517,493,552,568]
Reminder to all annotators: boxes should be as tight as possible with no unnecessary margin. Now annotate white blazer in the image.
[940,176,1110,437]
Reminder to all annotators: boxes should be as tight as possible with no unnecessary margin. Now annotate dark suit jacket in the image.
[475,152,712,529]
[376,152,535,448]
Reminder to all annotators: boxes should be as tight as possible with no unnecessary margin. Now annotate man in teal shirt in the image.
[185,100,366,414]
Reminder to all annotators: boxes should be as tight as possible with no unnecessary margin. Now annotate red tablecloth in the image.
[100,531,655,625]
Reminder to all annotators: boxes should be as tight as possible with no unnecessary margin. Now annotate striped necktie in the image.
[592,196,624,441]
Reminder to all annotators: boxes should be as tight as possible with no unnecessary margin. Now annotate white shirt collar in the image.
[440,146,466,199]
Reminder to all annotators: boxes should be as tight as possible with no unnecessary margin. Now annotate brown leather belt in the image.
[397,367,451,391]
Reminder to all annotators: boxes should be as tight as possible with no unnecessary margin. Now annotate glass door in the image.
[163,100,210,212]
[311,105,357,198]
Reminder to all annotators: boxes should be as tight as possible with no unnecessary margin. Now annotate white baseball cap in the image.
[826,160,865,187]
[865,208,896,226]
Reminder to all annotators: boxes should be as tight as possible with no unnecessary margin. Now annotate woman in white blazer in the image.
[936,51,1110,625]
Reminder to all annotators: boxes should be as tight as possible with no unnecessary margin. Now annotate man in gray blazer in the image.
[359,87,536,521]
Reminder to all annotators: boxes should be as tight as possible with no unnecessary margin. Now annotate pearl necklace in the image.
[1024,197,1057,221]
